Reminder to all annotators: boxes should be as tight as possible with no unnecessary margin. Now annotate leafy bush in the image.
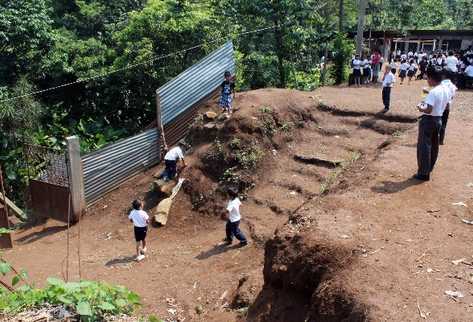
[287,68,321,91]
[331,33,354,85]
[234,142,264,171]
[0,278,140,321]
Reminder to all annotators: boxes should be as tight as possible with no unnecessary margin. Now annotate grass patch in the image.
[319,151,361,195]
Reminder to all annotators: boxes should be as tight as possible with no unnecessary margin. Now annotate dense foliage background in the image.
[1,0,472,202]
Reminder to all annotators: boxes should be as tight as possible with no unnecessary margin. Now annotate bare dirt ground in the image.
[4,81,473,322]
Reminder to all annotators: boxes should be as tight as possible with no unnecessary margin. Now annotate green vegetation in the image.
[1,0,472,209]
[0,278,140,320]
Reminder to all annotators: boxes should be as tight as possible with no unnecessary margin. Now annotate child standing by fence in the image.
[219,71,235,116]
[129,200,149,261]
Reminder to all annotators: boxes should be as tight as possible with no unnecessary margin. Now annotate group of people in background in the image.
[352,47,473,89]
[351,50,383,86]
[388,47,473,88]
[379,49,460,182]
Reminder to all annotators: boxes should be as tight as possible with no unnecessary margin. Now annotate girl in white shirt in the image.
[407,59,418,84]
[399,60,409,84]
[223,188,248,247]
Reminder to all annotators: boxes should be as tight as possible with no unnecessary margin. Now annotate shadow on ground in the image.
[195,243,243,260]
[371,178,425,194]
[15,225,68,244]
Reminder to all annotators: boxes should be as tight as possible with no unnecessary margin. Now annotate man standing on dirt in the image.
[414,66,449,181]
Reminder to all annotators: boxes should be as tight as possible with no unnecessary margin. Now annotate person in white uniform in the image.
[158,141,187,181]
[414,66,449,181]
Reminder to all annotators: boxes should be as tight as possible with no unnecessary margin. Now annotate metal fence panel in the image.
[82,128,160,205]
[158,41,235,125]
[81,41,235,205]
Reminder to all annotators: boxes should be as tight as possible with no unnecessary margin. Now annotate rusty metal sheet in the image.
[30,180,73,223]
[0,205,13,249]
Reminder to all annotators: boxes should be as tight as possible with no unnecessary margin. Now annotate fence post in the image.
[66,136,85,222]
[156,90,167,153]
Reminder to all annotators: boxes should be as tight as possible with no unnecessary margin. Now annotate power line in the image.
[0,25,277,104]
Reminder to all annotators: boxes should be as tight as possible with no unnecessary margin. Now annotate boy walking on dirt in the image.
[129,200,149,261]
[223,188,248,247]
[414,66,449,181]
[382,66,396,113]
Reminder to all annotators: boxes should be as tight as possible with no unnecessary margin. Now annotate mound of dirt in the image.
[181,89,319,215]
[246,224,367,322]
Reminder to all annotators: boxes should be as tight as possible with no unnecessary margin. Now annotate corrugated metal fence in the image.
[80,41,235,205]
[159,41,235,125]
[82,129,160,204]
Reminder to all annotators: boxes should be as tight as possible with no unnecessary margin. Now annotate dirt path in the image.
[4,81,473,321]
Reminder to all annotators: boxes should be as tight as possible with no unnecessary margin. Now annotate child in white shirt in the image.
[223,188,248,247]
[128,200,150,261]
[399,60,409,84]
[407,59,418,84]
[352,55,362,87]
[382,66,396,113]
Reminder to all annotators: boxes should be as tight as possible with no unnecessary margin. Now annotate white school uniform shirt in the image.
[362,59,370,68]
[423,84,449,117]
[128,209,149,228]
[227,198,242,223]
[436,57,444,66]
[164,146,184,161]
[352,59,361,70]
[441,79,457,105]
[465,65,473,77]
[409,63,417,71]
[400,62,410,71]
[383,72,395,87]
[446,56,458,72]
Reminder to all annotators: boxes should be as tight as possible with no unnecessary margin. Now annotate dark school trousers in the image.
[226,220,247,243]
[417,115,442,177]
[382,87,391,110]
[439,106,450,145]
[159,160,177,181]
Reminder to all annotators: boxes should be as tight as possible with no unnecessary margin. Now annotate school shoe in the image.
[136,254,145,261]
[412,174,430,181]
[239,241,248,247]
[223,238,232,246]
[140,247,147,255]
[382,108,389,114]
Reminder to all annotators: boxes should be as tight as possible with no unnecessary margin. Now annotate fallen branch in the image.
[0,193,26,220]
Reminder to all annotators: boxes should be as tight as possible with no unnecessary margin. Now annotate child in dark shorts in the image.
[128,200,149,261]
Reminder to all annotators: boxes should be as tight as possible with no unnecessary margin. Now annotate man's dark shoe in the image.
[413,174,430,181]
[223,238,232,246]
[239,241,248,247]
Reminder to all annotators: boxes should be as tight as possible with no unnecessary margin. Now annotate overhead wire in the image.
[0,25,277,104]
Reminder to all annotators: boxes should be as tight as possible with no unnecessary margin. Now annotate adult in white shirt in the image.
[223,188,247,246]
[414,67,449,181]
[445,51,458,73]
[352,55,362,87]
[159,141,187,181]
[465,64,473,78]
[439,74,457,145]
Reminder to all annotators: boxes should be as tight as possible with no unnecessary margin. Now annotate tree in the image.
[355,0,368,55]
[0,0,53,85]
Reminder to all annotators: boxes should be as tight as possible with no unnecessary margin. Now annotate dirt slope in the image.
[3,82,473,321]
